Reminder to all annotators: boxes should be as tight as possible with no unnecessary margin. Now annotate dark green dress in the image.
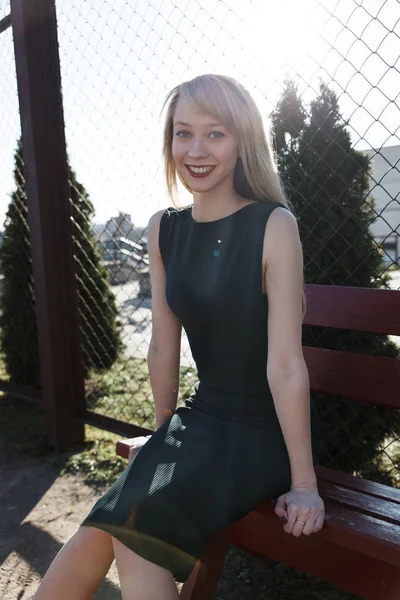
[81,200,324,582]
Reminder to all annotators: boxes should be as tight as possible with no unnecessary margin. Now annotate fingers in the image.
[276,505,325,537]
[292,516,318,537]
[276,488,326,537]
[273,496,288,522]
[313,514,325,532]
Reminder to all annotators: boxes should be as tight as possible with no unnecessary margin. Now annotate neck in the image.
[191,180,244,222]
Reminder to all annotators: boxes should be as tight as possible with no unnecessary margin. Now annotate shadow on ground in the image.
[0,425,121,599]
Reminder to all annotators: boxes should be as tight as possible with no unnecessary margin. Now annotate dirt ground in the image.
[0,435,122,599]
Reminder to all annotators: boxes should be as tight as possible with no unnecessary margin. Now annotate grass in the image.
[0,394,126,487]
[86,354,197,430]
[0,349,196,490]
[0,349,197,489]
[60,427,126,487]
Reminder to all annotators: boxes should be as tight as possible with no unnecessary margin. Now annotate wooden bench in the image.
[116,284,400,599]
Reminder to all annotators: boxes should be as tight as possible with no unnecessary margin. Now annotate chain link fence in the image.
[55,0,399,485]
[0,0,9,20]
[0,0,399,484]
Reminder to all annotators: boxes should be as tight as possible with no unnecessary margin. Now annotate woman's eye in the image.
[175,130,224,139]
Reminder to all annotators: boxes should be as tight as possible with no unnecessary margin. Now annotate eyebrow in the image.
[174,121,223,127]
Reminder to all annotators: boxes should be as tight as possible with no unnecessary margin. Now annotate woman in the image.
[34,74,325,600]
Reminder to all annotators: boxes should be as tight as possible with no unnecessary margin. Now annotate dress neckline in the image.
[190,201,259,225]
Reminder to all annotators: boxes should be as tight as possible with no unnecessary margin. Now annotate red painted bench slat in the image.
[304,346,400,407]
[318,480,400,525]
[116,438,140,459]
[228,506,400,600]
[316,465,400,503]
[304,284,400,335]
[317,480,400,524]
[230,499,400,568]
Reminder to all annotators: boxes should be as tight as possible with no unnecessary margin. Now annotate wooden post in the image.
[10,0,86,449]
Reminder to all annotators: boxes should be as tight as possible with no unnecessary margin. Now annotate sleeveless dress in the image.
[81,200,324,582]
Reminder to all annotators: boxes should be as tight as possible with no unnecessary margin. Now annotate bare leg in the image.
[113,538,180,600]
[33,526,114,600]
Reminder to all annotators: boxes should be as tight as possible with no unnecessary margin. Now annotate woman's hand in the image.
[128,435,152,463]
[274,485,325,537]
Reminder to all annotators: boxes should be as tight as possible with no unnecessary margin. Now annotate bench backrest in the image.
[303,284,400,409]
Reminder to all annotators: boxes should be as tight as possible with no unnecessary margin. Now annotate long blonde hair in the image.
[161,74,306,317]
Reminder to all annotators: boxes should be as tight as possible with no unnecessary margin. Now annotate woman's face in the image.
[171,99,239,194]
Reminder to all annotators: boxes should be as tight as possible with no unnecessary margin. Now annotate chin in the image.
[182,175,226,194]
[189,181,215,191]
[179,176,212,192]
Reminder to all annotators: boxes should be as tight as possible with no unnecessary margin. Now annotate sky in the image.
[0,0,399,228]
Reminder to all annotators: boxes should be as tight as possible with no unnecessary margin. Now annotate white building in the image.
[101,212,141,244]
[366,145,400,265]
[92,212,147,246]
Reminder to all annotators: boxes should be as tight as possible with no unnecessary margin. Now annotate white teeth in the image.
[188,166,214,174]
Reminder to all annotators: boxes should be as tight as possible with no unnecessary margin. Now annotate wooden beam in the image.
[11,0,85,449]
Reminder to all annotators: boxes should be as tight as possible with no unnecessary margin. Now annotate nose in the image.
[187,137,208,159]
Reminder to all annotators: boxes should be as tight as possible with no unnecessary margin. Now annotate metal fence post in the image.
[10,0,86,449]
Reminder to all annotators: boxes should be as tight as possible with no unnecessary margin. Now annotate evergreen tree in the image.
[272,79,400,485]
[0,138,123,387]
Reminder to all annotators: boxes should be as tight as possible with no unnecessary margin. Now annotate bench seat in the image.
[116,439,400,599]
[227,465,400,600]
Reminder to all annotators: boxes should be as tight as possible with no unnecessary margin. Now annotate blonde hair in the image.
[161,74,306,317]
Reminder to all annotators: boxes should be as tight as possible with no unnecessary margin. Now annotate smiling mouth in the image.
[185,165,216,176]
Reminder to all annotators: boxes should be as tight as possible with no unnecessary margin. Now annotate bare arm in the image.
[147,210,182,430]
[263,207,317,490]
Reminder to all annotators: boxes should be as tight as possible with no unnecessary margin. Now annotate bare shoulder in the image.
[147,209,166,257]
[265,205,298,233]
[262,206,301,268]
[148,208,165,230]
